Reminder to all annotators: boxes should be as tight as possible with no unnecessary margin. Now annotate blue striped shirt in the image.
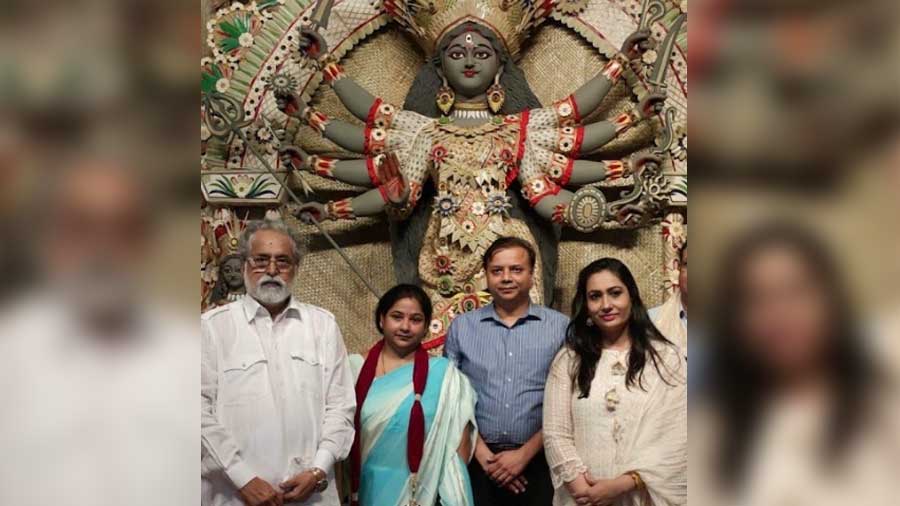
[444,303,569,445]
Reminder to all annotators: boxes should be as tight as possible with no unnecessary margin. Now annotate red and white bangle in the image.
[307,155,337,178]
[602,54,629,83]
[604,159,631,181]
[303,107,331,136]
[325,198,355,220]
[551,203,569,225]
[321,55,346,84]
[612,110,639,135]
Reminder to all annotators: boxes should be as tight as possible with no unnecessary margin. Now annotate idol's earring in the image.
[486,73,505,114]
[436,75,455,116]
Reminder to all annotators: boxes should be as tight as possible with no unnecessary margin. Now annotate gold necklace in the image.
[454,101,489,111]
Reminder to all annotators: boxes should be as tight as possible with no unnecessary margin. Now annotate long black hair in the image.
[708,222,875,490]
[402,21,542,117]
[374,283,433,334]
[566,258,675,397]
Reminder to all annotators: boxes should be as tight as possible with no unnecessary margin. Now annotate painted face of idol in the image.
[440,29,502,99]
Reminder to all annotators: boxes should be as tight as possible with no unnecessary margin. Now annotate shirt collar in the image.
[479,301,543,323]
[241,295,303,323]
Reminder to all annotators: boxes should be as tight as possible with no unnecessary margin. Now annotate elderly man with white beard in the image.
[202,219,356,506]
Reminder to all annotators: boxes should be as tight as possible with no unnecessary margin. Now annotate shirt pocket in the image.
[221,351,269,407]
[288,347,323,403]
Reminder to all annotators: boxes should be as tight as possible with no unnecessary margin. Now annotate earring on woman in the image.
[436,75,455,116]
[486,72,505,114]
[585,317,594,327]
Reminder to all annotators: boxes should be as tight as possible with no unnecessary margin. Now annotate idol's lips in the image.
[463,70,478,78]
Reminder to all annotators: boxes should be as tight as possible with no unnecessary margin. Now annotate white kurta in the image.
[201,296,356,506]
[543,343,687,506]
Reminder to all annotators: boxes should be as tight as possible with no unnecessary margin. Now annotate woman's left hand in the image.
[572,474,627,506]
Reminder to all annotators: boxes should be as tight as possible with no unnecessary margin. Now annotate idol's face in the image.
[380,297,427,355]
[586,270,633,337]
[220,257,244,290]
[485,247,534,306]
[440,29,501,99]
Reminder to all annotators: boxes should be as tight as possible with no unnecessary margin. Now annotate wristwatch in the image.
[308,467,328,493]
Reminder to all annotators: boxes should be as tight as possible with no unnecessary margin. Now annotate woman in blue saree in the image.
[349,284,477,506]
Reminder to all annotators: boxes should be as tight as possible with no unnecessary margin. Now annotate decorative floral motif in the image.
[255,126,273,143]
[471,201,486,216]
[238,32,255,48]
[433,193,461,217]
[437,276,456,296]
[231,175,253,196]
[430,145,449,164]
[457,293,482,313]
[485,193,512,215]
[605,387,620,412]
[434,255,455,275]
[216,78,231,93]
[461,220,476,234]
[263,72,298,97]
[429,319,444,335]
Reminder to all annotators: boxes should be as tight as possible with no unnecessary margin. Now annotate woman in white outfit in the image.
[543,258,686,506]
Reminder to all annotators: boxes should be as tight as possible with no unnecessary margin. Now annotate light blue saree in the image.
[350,356,477,506]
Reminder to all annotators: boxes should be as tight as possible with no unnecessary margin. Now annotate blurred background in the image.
[0,1,198,505]
[1,0,898,504]
[689,0,900,505]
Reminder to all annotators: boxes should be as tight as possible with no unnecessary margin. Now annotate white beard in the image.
[246,274,292,305]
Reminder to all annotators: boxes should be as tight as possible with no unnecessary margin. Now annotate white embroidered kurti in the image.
[543,344,687,506]
[201,296,356,506]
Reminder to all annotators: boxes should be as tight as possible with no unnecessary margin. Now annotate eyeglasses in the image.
[246,255,295,272]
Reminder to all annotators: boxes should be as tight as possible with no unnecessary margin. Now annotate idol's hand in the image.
[274,90,304,119]
[292,202,327,224]
[376,153,409,205]
[638,91,667,119]
[621,29,653,60]
[279,145,309,172]
[633,153,663,174]
[297,26,329,60]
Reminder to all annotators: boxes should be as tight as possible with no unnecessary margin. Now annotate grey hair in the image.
[237,219,306,264]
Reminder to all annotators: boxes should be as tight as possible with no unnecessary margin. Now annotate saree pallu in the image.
[352,356,477,506]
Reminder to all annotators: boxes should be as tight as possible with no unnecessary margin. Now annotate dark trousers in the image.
[467,445,554,506]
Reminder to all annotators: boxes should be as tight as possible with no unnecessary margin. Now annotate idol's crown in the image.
[382,0,556,59]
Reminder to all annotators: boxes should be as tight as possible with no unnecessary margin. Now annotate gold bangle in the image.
[625,471,644,490]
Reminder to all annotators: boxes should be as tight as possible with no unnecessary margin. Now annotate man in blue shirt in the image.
[444,237,568,506]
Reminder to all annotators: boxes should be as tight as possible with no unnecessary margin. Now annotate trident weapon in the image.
[202,91,383,298]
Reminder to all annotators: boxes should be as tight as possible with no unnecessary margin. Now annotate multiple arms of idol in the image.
[275,28,663,224]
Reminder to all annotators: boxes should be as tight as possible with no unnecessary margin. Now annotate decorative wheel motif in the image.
[568,186,607,233]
